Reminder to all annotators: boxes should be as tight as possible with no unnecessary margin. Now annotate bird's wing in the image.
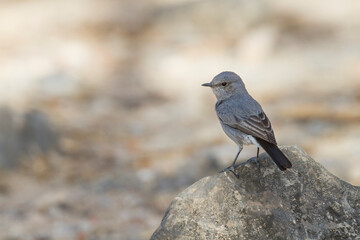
[216,101,277,145]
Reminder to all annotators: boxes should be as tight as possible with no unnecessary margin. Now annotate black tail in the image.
[255,138,292,171]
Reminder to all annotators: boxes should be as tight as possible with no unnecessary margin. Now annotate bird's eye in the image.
[221,82,227,86]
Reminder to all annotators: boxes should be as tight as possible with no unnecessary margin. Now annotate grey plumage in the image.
[202,71,292,174]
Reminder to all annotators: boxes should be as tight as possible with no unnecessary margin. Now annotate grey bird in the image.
[202,71,292,175]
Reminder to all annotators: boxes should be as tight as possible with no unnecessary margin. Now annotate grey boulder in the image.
[151,146,360,240]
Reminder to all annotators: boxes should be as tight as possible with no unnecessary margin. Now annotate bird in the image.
[202,71,292,176]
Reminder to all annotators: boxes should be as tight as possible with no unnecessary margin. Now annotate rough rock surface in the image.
[151,146,360,240]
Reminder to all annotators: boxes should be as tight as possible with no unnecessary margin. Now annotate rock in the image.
[151,146,360,240]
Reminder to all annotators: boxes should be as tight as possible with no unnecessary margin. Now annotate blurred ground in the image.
[0,0,359,239]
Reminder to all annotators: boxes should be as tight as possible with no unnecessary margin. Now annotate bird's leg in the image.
[245,147,260,165]
[254,147,260,166]
[221,145,243,178]
[231,150,241,168]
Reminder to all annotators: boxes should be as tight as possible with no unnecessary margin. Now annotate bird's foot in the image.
[220,157,261,178]
[220,165,239,178]
[247,156,260,166]
[220,161,249,178]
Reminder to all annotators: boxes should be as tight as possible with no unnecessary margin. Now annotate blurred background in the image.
[0,0,359,239]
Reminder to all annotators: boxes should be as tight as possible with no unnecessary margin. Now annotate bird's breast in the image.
[220,122,254,145]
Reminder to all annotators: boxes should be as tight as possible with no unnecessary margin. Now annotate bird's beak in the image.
[201,82,213,87]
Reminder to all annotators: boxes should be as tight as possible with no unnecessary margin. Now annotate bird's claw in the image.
[220,165,239,178]
[248,156,260,166]
[220,157,261,178]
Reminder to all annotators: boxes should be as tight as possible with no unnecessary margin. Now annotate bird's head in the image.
[202,71,247,100]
